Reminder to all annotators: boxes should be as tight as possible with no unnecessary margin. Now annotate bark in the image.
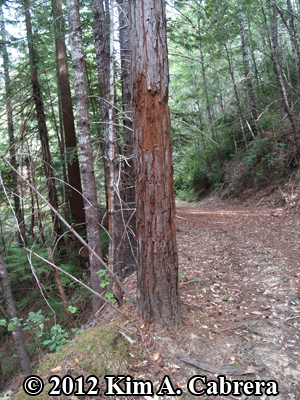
[0,247,31,374]
[130,0,182,325]
[269,0,300,156]
[117,0,136,278]
[51,0,86,234]
[66,0,104,314]
[1,6,25,246]
[24,0,63,244]
[92,0,136,286]
[237,0,261,137]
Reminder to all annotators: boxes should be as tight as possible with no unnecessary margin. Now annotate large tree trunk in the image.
[1,6,25,246]
[130,0,182,326]
[51,0,86,234]
[269,0,300,156]
[24,0,63,244]
[66,0,104,314]
[0,247,31,374]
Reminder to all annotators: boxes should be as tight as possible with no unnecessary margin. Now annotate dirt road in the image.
[171,199,300,399]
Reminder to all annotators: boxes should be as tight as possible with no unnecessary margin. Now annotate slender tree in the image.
[66,0,104,313]
[130,0,182,325]
[24,0,63,244]
[1,5,25,245]
[237,0,261,137]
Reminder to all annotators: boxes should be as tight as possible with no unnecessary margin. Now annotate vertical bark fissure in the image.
[130,0,182,325]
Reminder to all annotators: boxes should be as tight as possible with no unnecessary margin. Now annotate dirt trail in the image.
[169,199,300,399]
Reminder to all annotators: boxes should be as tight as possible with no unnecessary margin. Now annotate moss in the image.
[39,321,131,376]
[14,321,132,399]
[14,384,52,400]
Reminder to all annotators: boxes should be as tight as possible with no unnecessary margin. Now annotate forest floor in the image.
[3,195,300,399]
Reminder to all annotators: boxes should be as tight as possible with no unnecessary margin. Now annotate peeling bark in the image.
[130,0,182,326]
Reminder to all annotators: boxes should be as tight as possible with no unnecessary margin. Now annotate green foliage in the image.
[43,324,70,352]
[96,269,114,302]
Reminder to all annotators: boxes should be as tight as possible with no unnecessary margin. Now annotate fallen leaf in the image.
[51,366,62,373]
[150,352,160,361]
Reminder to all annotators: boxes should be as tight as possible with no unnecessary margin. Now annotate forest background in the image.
[0,0,300,389]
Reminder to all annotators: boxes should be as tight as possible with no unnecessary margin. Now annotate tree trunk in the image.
[237,0,261,138]
[1,6,25,246]
[197,13,221,160]
[66,0,104,314]
[92,0,135,288]
[0,246,31,374]
[51,0,86,234]
[24,0,63,245]
[269,0,300,156]
[117,0,136,278]
[130,0,182,326]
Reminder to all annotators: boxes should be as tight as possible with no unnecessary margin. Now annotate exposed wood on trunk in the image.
[52,0,86,235]
[66,0,104,314]
[130,0,182,326]
[0,246,31,374]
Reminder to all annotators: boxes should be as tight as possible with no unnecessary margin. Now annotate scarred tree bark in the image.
[130,0,182,325]
[24,0,63,244]
[0,247,31,374]
[66,0,104,314]
[51,0,86,234]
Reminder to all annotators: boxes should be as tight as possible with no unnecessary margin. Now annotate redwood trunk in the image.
[51,0,86,234]
[130,0,182,325]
